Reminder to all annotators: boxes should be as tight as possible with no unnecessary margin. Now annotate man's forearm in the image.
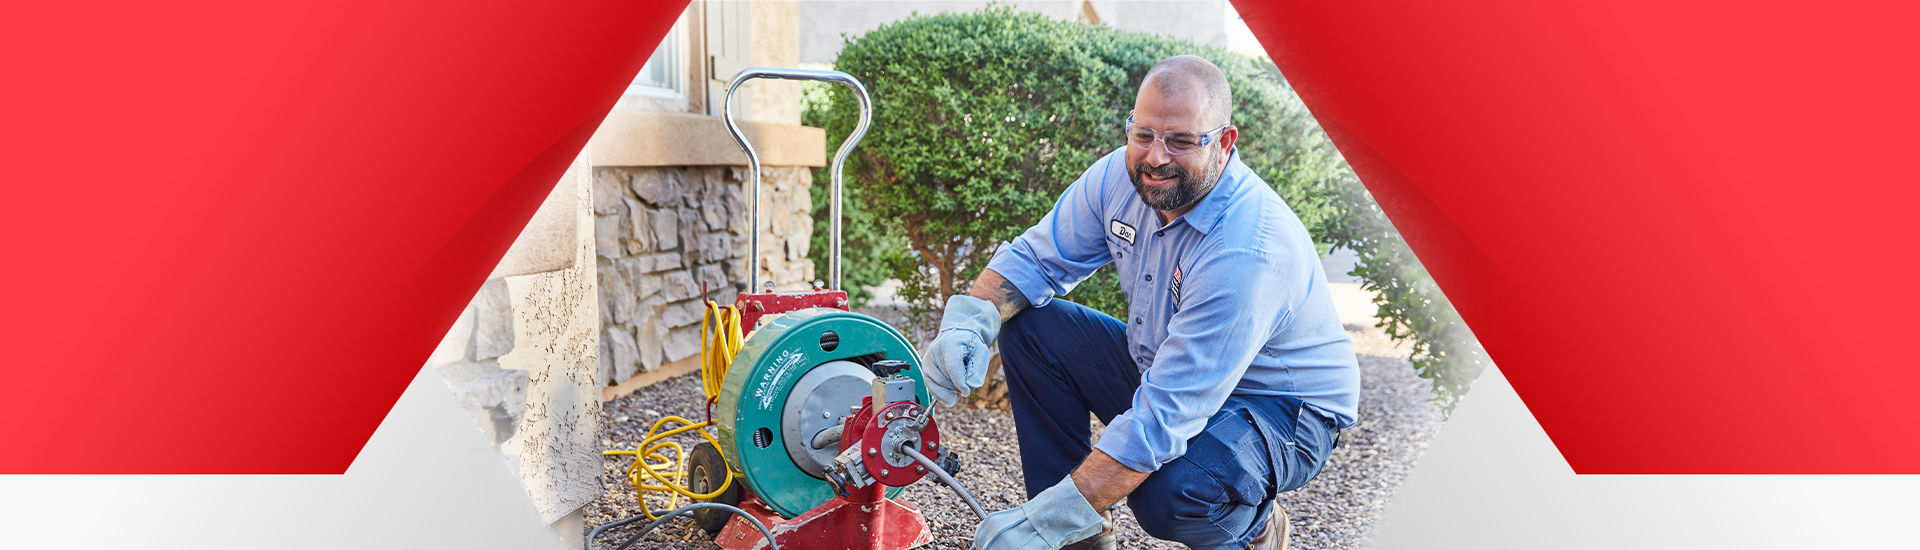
[1069,449,1149,511]
[967,268,1031,321]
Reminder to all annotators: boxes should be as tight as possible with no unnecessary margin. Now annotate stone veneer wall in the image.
[593,164,816,385]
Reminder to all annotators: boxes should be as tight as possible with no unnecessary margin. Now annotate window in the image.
[627,24,683,98]
[613,2,754,116]
[617,7,697,112]
[703,0,753,118]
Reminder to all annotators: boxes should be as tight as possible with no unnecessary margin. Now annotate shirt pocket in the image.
[1106,238,1134,293]
[1106,236,1132,262]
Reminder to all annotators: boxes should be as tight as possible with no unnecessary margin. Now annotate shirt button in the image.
[1155,230,1164,237]
[1116,251,1124,258]
[1144,273,1153,282]
[1134,317,1142,324]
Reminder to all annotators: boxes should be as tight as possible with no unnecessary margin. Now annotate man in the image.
[922,56,1359,550]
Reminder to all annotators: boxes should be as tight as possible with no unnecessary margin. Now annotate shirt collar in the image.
[1165,147,1247,236]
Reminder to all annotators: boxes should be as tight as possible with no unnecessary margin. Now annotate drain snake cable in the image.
[587,502,776,550]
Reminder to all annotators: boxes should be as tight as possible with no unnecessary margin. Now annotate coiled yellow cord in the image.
[701,301,742,400]
[602,300,746,520]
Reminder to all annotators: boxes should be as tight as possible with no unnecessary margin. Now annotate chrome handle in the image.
[721,67,872,293]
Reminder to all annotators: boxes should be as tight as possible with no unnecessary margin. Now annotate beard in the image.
[1128,148,1224,212]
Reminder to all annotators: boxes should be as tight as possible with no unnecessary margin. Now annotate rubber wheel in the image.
[688,441,740,534]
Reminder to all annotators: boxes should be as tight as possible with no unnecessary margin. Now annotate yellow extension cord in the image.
[601,300,744,521]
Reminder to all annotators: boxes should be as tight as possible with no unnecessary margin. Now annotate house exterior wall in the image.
[799,0,1231,65]
[751,1,803,126]
[800,1,1080,64]
[590,164,816,385]
[425,148,601,547]
[592,0,825,388]
[419,3,823,546]
[1085,0,1229,47]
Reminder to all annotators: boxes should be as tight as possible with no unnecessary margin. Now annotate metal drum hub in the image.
[714,308,926,518]
[781,360,872,479]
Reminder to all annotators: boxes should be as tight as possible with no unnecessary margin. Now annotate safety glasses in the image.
[1124,112,1229,156]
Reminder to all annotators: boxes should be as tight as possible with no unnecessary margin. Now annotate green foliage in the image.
[810,7,1327,313]
[803,81,909,307]
[807,6,1485,412]
[810,7,1117,323]
[1314,167,1490,414]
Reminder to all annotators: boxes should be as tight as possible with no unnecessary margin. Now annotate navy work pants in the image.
[999,300,1340,549]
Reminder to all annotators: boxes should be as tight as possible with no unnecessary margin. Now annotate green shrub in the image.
[1282,128,1490,413]
[810,7,1328,314]
[1313,167,1489,411]
[807,6,1485,412]
[802,81,905,307]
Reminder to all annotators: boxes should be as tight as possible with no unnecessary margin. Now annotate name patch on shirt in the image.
[1109,219,1136,245]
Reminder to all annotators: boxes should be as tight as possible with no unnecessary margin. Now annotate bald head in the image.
[1140,55,1232,127]
[1126,56,1240,218]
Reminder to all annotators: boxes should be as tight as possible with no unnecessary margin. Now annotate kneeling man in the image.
[924,56,1359,550]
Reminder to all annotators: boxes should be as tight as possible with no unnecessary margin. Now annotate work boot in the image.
[1062,511,1116,550]
[1247,504,1290,550]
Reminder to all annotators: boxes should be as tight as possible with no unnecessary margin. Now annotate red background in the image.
[1238,1,1920,472]
[0,0,687,473]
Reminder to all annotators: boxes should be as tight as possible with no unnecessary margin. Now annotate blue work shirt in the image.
[985,147,1360,473]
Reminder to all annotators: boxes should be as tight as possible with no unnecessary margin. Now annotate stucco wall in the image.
[426,150,602,537]
[799,1,1080,64]
[799,0,1231,65]
[750,1,802,126]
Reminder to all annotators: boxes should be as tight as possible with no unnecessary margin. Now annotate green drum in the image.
[715,308,927,518]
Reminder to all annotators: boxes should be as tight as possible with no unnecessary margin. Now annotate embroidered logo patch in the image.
[1110,219,1136,245]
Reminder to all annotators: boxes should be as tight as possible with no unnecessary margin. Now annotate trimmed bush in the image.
[808,6,1485,411]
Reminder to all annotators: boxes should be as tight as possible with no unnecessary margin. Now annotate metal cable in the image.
[586,502,778,550]
[899,443,987,519]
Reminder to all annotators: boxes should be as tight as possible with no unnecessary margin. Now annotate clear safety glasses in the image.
[1124,113,1229,156]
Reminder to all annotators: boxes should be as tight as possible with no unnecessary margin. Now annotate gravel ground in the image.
[584,320,1443,549]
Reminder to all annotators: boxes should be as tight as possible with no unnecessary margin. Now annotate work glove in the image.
[921,294,1001,407]
[973,476,1107,550]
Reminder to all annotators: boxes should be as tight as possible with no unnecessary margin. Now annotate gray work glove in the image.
[974,476,1107,549]
[921,294,1001,407]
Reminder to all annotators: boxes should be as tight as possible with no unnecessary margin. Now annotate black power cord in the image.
[586,502,779,550]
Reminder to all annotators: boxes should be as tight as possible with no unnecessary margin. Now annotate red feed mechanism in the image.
[709,283,950,550]
[713,382,944,550]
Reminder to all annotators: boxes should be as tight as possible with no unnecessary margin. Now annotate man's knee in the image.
[1128,459,1257,546]
[1127,409,1279,547]
[1128,468,1189,541]
[998,300,1095,374]
[1000,299,1072,348]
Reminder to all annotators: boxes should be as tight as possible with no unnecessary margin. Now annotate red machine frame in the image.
[707,67,935,550]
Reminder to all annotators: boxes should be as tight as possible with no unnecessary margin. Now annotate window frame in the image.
[616,6,704,114]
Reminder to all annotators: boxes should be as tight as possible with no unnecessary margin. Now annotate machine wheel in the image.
[687,441,740,534]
